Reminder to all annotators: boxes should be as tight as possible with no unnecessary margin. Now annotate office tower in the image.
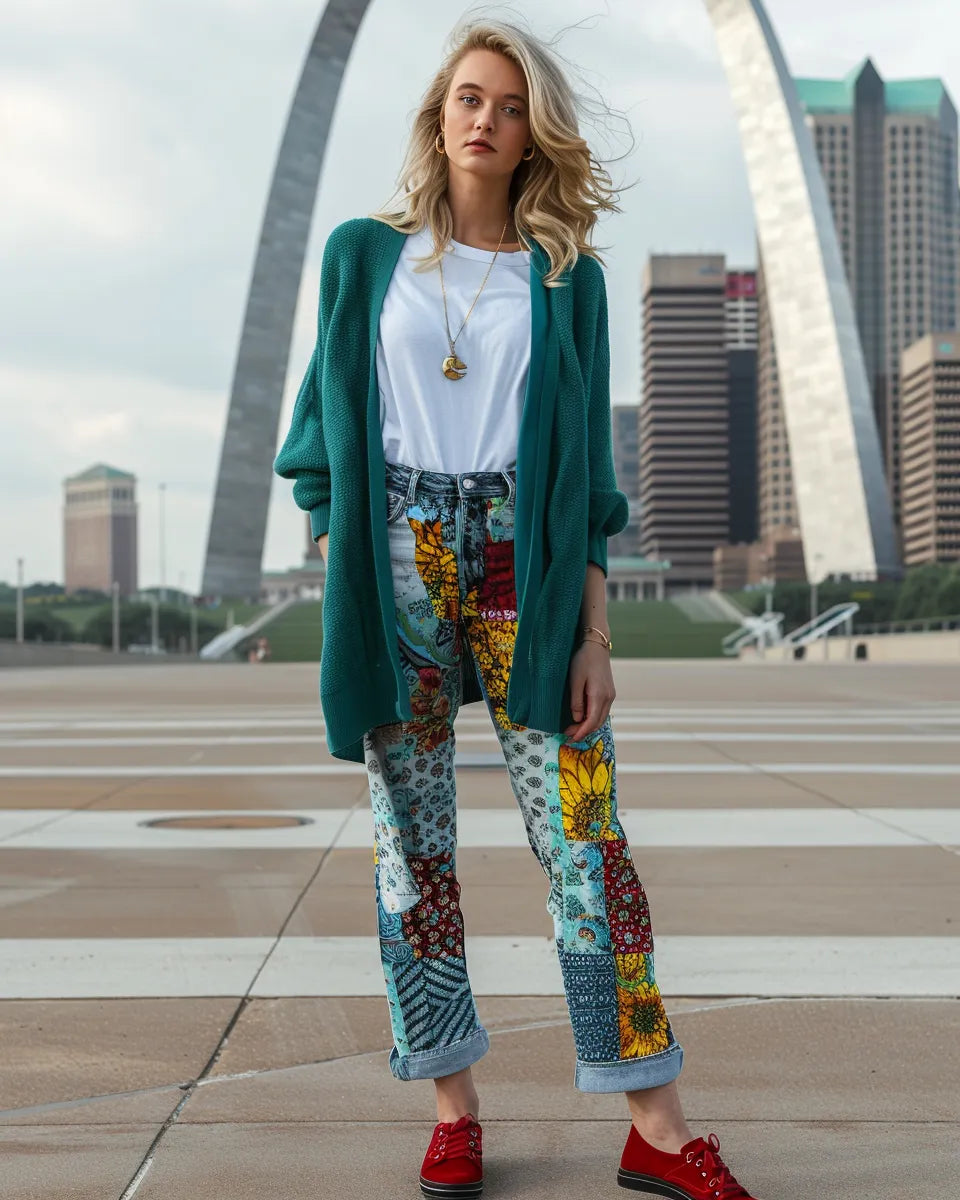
[63,464,138,595]
[640,255,729,589]
[758,61,960,539]
[726,270,759,544]
[725,269,758,349]
[901,334,960,565]
[755,258,799,540]
[609,405,642,557]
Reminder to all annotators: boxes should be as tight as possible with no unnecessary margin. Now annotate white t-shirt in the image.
[376,226,532,473]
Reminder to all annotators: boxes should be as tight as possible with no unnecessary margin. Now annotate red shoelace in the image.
[429,1115,482,1165]
[683,1133,751,1199]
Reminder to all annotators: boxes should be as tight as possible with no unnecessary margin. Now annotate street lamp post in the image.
[15,557,24,643]
[810,552,825,627]
[111,581,120,653]
[149,593,159,653]
[158,482,167,604]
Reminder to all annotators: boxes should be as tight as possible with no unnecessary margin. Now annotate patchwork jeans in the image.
[363,460,684,1093]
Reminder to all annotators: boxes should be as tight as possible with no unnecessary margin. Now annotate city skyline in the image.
[755,59,959,553]
[2,0,958,589]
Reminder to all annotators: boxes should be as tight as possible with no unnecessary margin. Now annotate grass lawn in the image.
[608,600,737,657]
[260,602,324,662]
[208,602,269,629]
[260,598,738,662]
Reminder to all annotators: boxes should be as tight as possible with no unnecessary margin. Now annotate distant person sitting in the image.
[247,636,271,664]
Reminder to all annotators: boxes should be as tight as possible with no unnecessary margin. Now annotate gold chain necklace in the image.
[438,213,510,381]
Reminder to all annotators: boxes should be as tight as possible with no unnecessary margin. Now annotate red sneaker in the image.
[419,1112,483,1198]
[618,1126,759,1199]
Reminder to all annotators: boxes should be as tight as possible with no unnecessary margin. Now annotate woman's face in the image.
[441,48,532,178]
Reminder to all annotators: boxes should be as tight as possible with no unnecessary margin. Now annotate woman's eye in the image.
[459,95,522,117]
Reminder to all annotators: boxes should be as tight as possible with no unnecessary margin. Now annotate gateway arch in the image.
[201,0,375,598]
[202,0,898,597]
[704,0,898,578]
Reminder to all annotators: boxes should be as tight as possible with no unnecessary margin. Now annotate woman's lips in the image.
[466,142,494,152]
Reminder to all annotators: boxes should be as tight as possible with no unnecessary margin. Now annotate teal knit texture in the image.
[275,217,628,762]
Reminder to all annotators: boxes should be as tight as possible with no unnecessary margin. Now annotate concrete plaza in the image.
[0,659,957,1199]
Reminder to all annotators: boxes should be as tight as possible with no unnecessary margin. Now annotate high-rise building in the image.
[900,334,960,565]
[609,405,642,557]
[640,255,729,589]
[725,270,759,545]
[757,61,960,540]
[63,464,138,595]
[725,269,758,350]
[755,259,799,541]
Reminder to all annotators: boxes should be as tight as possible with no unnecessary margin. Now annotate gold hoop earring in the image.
[521,144,535,161]
[435,130,445,154]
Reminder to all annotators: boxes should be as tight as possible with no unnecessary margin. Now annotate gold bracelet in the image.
[581,625,612,651]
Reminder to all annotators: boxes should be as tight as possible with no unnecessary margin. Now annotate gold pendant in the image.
[442,354,467,381]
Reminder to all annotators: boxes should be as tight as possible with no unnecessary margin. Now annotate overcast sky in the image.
[2,0,957,590]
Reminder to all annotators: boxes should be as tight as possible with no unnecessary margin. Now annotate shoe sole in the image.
[419,1176,483,1199]
[618,1167,694,1199]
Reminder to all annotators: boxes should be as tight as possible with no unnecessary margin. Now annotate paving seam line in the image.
[693,747,960,860]
[115,799,364,1199]
[0,777,145,847]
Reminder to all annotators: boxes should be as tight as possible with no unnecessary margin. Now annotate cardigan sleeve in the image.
[273,230,340,541]
[581,261,629,577]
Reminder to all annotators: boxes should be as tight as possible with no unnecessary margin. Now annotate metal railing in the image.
[854,613,960,635]
[782,602,860,647]
[199,595,299,661]
[722,610,785,656]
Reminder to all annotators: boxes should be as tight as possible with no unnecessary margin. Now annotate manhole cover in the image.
[144,815,312,830]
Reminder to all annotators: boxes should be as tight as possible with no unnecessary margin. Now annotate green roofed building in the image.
[755,58,959,556]
[794,66,950,120]
[63,464,139,596]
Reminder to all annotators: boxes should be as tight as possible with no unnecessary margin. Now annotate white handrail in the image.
[199,595,299,661]
[783,602,860,647]
[722,610,785,655]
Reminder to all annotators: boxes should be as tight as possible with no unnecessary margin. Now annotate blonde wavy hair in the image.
[369,15,625,287]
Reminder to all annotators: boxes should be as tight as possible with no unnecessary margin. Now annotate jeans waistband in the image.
[385,460,516,506]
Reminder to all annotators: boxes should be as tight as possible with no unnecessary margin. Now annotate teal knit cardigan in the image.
[274,217,628,763]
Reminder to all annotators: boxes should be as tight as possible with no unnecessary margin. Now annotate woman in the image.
[275,17,759,1200]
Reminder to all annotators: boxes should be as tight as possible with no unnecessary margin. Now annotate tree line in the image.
[741,562,960,629]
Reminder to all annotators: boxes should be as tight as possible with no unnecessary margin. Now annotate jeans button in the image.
[462,477,475,489]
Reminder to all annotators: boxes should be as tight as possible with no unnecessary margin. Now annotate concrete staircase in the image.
[199,595,300,661]
[672,590,751,624]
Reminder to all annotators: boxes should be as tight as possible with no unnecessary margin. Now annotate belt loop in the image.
[502,469,516,506]
[405,466,422,507]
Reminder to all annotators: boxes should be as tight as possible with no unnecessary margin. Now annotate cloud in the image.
[1,0,958,590]
[2,75,146,246]
[0,363,226,585]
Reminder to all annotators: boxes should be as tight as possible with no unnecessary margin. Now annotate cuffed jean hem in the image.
[574,1040,684,1094]
[388,1026,490,1082]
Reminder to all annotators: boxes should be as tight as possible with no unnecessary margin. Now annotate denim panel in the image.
[366,460,682,1091]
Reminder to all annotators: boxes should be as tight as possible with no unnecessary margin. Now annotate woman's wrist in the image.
[579,624,612,651]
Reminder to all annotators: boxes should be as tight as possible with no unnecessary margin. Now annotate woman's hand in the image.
[316,533,329,563]
[563,640,615,742]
